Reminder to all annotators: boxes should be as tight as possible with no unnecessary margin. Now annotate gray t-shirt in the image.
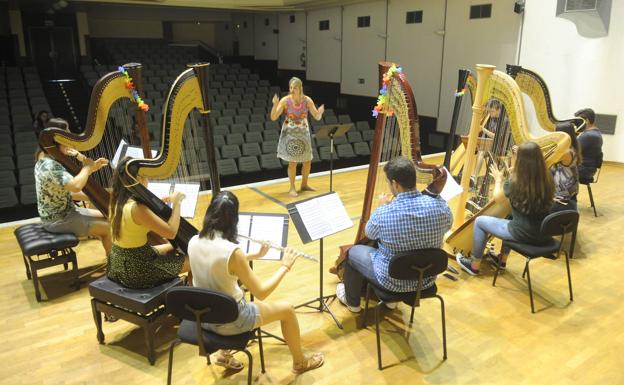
[34,156,75,222]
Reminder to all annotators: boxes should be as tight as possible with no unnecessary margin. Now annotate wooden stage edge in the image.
[0,154,622,385]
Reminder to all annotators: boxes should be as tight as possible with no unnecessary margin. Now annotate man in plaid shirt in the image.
[336,157,452,313]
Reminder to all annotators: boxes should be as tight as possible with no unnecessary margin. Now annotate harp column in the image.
[190,62,221,195]
[452,64,495,230]
[125,63,153,158]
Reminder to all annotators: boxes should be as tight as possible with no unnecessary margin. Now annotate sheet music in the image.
[147,182,200,219]
[237,214,287,261]
[111,139,158,169]
[172,183,200,218]
[237,215,252,253]
[295,193,352,241]
[439,167,464,202]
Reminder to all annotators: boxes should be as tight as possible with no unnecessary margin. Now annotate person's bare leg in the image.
[287,162,298,196]
[89,220,112,255]
[255,301,304,363]
[300,161,315,191]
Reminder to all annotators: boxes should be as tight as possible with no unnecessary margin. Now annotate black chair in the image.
[166,287,265,385]
[492,210,579,313]
[580,153,602,217]
[360,248,448,370]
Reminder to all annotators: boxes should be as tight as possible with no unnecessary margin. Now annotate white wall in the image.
[519,0,624,163]
[438,0,522,133]
[171,22,216,47]
[306,7,342,83]
[386,0,445,117]
[278,12,306,70]
[88,19,163,39]
[232,13,255,56]
[341,1,387,96]
[254,13,278,60]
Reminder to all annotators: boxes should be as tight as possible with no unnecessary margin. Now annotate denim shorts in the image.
[202,298,261,336]
[42,207,99,238]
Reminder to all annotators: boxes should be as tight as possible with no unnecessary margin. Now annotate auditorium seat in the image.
[217,159,239,176]
[356,121,371,131]
[226,133,244,146]
[230,124,247,135]
[0,187,18,208]
[248,122,264,133]
[354,142,371,156]
[235,116,250,125]
[262,141,278,154]
[238,156,261,173]
[260,154,282,170]
[338,114,352,124]
[319,146,339,161]
[213,125,229,136]
[20,184,37,205]
[263,130,279,142]
[336,144,356,158]
[0,170,17,188]
[221,144,242,159]
[245,132,263,144]
[347,131,363,143]
[242,143,262,157]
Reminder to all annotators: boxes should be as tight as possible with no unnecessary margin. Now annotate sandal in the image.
[292,352,324,374]
[214,350,245,371]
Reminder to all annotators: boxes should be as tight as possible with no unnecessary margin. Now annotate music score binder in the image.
[286,192,353,244]
[238,212,289,261]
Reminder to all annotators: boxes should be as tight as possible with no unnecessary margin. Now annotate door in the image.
[29,26,77,79]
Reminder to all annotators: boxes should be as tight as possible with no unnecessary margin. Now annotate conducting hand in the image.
[318,104,325,116]
[272,94,280,105]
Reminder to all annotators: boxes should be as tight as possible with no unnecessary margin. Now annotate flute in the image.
[238,234,318,262]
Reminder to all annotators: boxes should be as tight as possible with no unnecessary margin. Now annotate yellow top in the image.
[113,200,149,248]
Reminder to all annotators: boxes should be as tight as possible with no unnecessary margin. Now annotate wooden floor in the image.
[1,163,623,385]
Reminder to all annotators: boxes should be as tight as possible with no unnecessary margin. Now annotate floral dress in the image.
[277,96,313,162]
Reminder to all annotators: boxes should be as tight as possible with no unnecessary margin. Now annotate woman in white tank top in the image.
[188,191,324,374]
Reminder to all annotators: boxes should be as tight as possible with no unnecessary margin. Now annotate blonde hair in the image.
[289,77,303,94]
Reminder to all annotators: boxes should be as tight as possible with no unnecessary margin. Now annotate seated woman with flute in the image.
[187,191,324,373]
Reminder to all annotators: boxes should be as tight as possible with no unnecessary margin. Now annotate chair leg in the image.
[525,260,535,313]
[256,328,266,373]
[361,283,371,329]
[90,299,105,344]
[492,258,502,286]
[375,304,383,370]
[31,265,41,302]
[167,339,181,385]
[436,295,447,360]
[242,349,254,385]
[522,263,528,279]
[143,324,156,365]
[564,252,574,302]
[409,305,415,325]
[587,184,597,217]
[23,255,31,280]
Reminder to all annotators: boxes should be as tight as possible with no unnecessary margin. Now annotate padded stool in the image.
[14,224,79,301]
[88,276,184,365]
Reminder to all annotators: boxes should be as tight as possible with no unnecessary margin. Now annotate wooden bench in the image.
[14,224,79,301]
[88,276,184,365]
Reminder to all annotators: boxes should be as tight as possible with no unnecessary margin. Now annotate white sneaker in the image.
[336,283,361,313]
[383,302,398,310]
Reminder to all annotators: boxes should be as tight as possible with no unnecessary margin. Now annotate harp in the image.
[445,64,571,254]
[120,63,219,254]
[38,63,153,216]
[506,65,585,132]
[354,61,447,244]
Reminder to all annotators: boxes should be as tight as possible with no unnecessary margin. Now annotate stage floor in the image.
[0,163,622,385]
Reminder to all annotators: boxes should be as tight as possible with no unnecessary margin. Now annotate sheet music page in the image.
[111,139,128,169]
[439,167,464,202]
[172,183,201,218]
[147,182,172,201]
[237,214,252,253]
[296,193,352,241]
[248,215,286,261]
[125,145,157,160]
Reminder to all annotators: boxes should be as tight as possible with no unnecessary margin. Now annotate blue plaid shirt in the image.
[366,190,452,292]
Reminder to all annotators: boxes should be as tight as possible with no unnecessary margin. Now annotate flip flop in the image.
[292,352,324,374]
[214,351,244,371]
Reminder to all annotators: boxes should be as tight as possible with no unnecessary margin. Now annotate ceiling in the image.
[69,0,368,12]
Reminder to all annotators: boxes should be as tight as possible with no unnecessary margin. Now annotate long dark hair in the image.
[109,157,136,240]
[556,122,582,166]
[509,142,555,214]
[199,191,239,243]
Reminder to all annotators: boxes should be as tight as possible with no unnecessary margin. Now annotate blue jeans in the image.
[471,216,516,260]
[343,245,382,307]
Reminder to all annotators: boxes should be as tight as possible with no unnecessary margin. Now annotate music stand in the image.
[315,123,352,192]
[288,192,353,329]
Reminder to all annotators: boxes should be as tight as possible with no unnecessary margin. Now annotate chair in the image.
[165,287,265,385]
[492,210,579,313]
[579,153,602,217]
[361,248,448,370]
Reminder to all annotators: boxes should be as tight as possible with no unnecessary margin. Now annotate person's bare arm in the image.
[489,164,508,204]
[230,248,298,301]
[270,94,287,121]
[306,96,324,121]
[131,192,185,239]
